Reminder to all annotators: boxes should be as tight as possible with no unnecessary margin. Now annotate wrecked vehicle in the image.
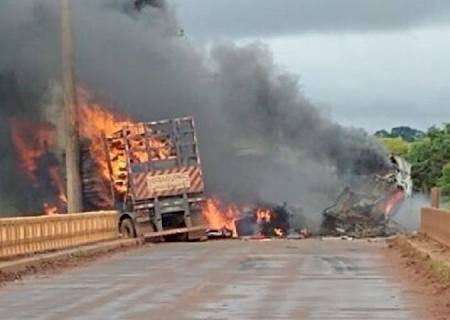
[321,156,413,238]
[101,117,207,240]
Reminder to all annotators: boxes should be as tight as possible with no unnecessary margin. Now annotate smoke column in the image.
[0,0,389,217]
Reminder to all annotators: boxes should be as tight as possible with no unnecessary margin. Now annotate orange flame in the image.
[202,198,238,238]
[78,88,132,195]
[256,208,272,223]
[49,165,68,205]
[274,228,284,237]
[10,118,55,186]
[10,118,66,215]
[43,203,58,215]
[150,136,173,160]
[9,86,174,215]
[384,189,404,217]
[78,87,173,199]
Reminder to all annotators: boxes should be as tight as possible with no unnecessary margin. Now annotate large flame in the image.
[10,118,67,214]
[8,86,177,215]
[8,87,131,214]
[10,118,55,186]
[78,87,173,201]
[202,198,239,238]
[78,87,133,197]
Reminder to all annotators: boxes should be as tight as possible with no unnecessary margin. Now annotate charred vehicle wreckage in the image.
[320,156,413,238]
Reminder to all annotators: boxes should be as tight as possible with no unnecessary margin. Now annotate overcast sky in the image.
[170,0,450,131]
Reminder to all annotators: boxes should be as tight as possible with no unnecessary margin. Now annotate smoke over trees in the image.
[0,0,389,216]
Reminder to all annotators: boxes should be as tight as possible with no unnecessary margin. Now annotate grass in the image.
[442,200,450,210]
[430,260,450,283]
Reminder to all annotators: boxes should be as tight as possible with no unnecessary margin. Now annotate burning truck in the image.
[82,116,207,240]
[320,155,413,238]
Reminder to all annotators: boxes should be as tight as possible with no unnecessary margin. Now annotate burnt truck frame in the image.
[103,117,206,240]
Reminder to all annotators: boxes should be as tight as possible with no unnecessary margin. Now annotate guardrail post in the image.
[431,187,441,208]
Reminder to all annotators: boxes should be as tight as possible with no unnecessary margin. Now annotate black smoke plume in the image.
[0,1,389,218]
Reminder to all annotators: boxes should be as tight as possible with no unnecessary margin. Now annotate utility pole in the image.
[60,0,83,213]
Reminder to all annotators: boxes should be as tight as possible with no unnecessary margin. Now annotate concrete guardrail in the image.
[421,207,450,247]
[0,211,118,259]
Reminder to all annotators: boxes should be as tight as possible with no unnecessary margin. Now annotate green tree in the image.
[374,126,425,142]
[379,137,409,156]
[438,163,450,197]
[391,126,425,142]
[407,124,450,192]
[374,129,390,138]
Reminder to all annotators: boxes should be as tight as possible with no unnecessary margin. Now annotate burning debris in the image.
[202,199,295,239]
[202,157,412,240]
[202,198,239,238]
[253,205,291,238]
[320,156,412,238]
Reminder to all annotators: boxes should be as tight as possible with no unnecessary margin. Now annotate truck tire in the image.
[120,218,136,238]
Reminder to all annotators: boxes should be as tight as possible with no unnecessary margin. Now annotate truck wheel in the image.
[120,219,136,238]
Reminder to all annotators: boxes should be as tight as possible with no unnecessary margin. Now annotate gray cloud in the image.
[171,0,450,39]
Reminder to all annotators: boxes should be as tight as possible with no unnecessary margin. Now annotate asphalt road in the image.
[0,239,418,319]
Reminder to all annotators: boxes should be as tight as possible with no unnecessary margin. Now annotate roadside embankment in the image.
[388,234,450,319]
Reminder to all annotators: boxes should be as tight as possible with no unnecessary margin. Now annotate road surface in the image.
[0,239,418,319]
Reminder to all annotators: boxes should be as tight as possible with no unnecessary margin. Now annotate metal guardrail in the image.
[421,207,450,247]
[0,211,118,259]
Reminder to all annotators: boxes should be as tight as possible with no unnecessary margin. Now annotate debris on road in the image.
[202,199,307,240]
[320,156,413,238]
